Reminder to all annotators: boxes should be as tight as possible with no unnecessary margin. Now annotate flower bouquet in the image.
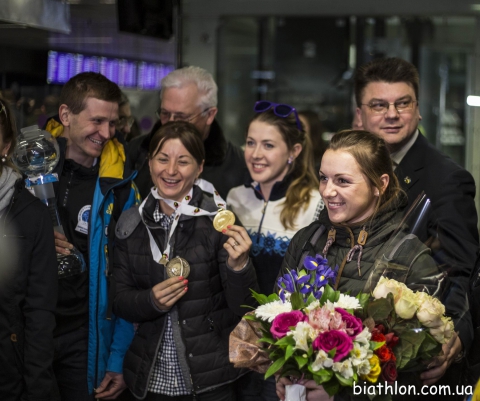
[229,254,456,400]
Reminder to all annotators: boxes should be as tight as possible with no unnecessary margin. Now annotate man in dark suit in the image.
[354,57,478,397]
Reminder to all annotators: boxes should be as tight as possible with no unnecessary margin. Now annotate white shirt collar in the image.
[390,129,419,166]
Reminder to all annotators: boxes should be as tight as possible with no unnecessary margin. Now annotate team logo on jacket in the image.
[75,205,91,235]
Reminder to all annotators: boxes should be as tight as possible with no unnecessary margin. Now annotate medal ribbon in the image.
[138,179,227,264]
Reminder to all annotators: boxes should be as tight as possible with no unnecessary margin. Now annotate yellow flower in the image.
[360,354,381,383]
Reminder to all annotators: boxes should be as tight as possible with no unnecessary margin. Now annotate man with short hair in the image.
[354,57,478,397]
[128,66,246,199]
[116,92,138,142]
[45,72,140,400]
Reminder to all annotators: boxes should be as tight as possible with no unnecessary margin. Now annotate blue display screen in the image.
[47,50,173,90]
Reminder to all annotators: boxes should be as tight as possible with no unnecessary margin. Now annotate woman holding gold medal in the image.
[113,121,259,401]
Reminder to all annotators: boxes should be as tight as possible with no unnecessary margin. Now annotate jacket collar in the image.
[245,172,294,202]
[45,116,131,181]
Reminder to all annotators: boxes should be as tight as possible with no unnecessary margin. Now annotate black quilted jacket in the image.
[112,185,259,398]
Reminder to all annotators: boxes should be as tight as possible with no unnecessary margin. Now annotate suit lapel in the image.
[395,134,427,194]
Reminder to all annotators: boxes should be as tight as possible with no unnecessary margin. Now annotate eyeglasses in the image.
[115,116,135,129]
[253,101,302,130]
[361,99,417,114]
[156,108,211,123]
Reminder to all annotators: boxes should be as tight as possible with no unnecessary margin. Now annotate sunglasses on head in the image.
[253,101,302,130]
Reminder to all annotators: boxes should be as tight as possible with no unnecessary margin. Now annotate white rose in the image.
[372,277,402,301]
[394,287,418,319]
[416,295,445,328]
[429,316,455,344]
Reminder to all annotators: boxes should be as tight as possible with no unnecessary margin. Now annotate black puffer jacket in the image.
[113,186,259,399]
[0,179,57,401]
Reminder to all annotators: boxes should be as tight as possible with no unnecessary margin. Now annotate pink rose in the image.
[335,308,363,337]
[313,330,353,362]
[270,311,306,339]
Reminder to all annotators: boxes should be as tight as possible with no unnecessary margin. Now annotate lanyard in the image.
[138,179,227,263]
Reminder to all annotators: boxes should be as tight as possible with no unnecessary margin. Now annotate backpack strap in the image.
[296,222,326,270]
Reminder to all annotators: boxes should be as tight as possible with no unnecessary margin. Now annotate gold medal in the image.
[166,257,190,278]
[213,209,235,232]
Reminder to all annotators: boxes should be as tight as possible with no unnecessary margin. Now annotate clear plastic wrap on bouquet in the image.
[364,192,448,298]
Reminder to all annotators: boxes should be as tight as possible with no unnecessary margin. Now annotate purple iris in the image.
[277,255,338,302]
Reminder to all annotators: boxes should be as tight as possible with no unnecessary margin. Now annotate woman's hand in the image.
[54,230,74,255]
[222,225,252,271]
[276,377,332,401]
[151,276,188,310]
[301,380,333,401]
[420,332,462,386]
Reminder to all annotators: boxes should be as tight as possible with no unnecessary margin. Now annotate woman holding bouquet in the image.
[227,102,323,400]
[112,121,259,400]
[275,130,466,400]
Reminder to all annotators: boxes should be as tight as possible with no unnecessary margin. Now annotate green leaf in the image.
[356,292,371,310]
[335,372,353,387]
[258,337,276,345]
[267,293,280,302]
[320,284,341,303]
[264,356,286,379]
[285,344,295,360]
[290,292,304,310]
[250,290,269,305]
[369,341,385,351]
[242,314,257,321]
[322,379,340,396]
[367,297,394,321]
[294,355,308,369]
[308,366,334,384]
[306,293,317,307]
[275,335,296,347]
[395,330,425,370]
[327,347,337,358]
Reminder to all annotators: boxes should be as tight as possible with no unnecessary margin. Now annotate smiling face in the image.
[319,149,381,225]
[356,81,420,153]
[245,120,301,200]
[149,138,203,202]
[59,97,118,167]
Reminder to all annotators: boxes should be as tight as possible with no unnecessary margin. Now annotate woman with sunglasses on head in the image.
[227,101,323,401]
[275,130,466,401]
[0,96,57,400]
[112,121,259,401]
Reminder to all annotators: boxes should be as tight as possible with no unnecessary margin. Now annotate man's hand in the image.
[420,333,462,386]
[54,230,74,255]
[94,371,127,399]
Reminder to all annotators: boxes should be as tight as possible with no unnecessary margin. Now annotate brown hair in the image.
[354,57,419,106]
[59,72,122,115]
[328,129,402,221]
[250,110,319,230]
[149,121,205,166]
[0,96,17,175]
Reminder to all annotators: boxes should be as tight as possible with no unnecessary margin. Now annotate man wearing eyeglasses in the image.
[354,57,478,400]
[128,66,246,199]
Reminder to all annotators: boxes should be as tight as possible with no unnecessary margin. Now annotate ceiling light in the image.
[466,95,480,106]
